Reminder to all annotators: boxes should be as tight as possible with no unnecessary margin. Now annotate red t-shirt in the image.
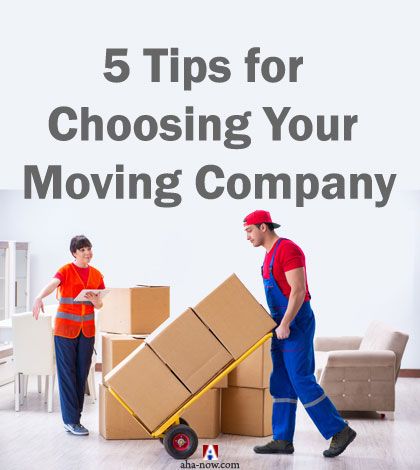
[263,238,311,301]
[55,264,105,289]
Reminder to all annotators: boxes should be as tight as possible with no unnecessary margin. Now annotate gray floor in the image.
[0,374,419,470]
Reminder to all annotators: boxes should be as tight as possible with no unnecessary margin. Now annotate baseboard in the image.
[399,369,420,378]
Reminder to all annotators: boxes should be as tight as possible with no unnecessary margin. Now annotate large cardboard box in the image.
[146,308,233,394]
[228,341,271,388]
[194,274,276,359]
[182,389,221,438]
[221,387,272,437]
[99,286,169,334]
[102,333,147,382]
[99,384,151,439]
[104,343,190,432]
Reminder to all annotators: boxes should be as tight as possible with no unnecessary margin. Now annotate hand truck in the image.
[108,332,273,459]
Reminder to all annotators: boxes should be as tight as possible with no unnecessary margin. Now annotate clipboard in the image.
[74,289,110,302]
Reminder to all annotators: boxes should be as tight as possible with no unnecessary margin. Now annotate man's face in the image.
[245,225,264,247]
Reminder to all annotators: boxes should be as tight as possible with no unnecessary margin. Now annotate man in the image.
[244,210,356,458]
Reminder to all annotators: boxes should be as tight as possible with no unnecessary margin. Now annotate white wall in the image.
[0,189,419,368]
[1,1,419,367]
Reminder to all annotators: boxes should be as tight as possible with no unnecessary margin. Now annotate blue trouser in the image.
[263,238,346,441]
[54,332,94,425]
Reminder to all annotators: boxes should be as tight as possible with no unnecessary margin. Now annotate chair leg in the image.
[38,375,42,393]
[19,375,25,405]
[47,375,54,412]
[91,368,96,403]
[45,375,49,404]
[15,374,20,412]
[87,367,96,404]
[23,375,29,398]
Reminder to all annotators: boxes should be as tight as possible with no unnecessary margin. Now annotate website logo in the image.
[202,444,219,461]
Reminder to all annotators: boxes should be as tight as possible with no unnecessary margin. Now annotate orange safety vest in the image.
[55,263,103,338]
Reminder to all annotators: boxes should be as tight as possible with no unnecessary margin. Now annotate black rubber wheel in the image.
[159,418,189,444]
[163,424,198,459]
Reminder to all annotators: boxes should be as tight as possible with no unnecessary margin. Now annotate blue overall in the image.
[263,239,346,441]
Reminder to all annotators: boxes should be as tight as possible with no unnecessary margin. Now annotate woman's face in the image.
[73,246,93,266]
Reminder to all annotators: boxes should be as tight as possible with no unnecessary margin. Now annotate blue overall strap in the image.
[269,238,284,272]
[261,238,284,276]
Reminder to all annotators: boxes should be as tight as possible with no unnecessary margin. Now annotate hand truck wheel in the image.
[159,417,189,444]
[163,423,198,459]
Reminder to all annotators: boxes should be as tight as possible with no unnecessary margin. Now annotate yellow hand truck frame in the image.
[108,332,273,459]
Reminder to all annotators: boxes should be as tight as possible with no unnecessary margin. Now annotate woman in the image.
[32,235,104,436]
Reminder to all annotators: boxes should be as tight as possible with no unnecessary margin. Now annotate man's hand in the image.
[275,322,290,340]
[32,298,44,320]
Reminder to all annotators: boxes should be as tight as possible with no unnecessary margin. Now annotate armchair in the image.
[315,321,409,417]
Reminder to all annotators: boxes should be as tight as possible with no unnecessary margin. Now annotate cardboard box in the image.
[102,333,147,383]
[99,384,151,439]
[228,341,271,388]
[194,274,276,359]
[104,343,190,433]
[221,387,272,437]
[182,389,221,438]
[99,286,169,334]
[146,308,233,394]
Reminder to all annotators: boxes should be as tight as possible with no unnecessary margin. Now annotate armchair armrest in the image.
[325,349,396,367]
[314,336,362,352]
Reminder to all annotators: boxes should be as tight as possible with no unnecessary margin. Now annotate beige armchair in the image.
[315,321,409,418]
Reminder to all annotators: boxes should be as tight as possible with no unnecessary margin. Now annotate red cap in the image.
[243,210,280,228]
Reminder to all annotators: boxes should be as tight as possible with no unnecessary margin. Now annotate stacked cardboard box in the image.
[221,338,273,437]
[104,274,276,439]
[99,286,169,440]
[99,382,151,439]
[104,308,234,435]
[99,286,230,440]
[99,286,170,335]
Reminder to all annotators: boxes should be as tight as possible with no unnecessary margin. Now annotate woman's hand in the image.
[85,292,103,309]
[32,278,60,320]
[32,297,44,320]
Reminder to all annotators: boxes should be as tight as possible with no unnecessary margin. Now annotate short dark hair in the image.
[256,222,276,231]
[70,235,92,255]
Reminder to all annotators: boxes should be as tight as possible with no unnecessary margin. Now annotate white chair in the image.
[12,312,55,412]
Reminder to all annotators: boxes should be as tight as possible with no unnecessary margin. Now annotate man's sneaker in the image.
[64,423,89,436]
[323,425,356,457]
[254,440,294,454]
